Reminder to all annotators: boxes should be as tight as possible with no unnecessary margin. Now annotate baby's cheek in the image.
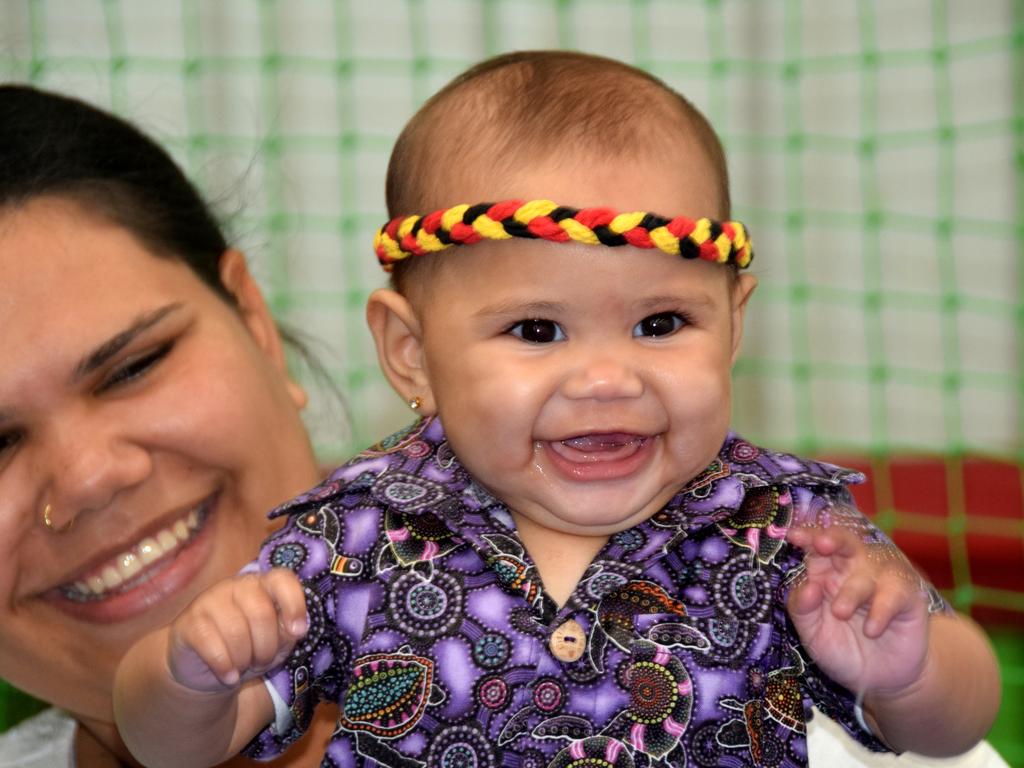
[674,368,732,420]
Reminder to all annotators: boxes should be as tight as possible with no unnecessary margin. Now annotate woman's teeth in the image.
[59,507,206,602]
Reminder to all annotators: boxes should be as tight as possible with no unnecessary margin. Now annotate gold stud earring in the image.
[408,396,423,411]
[42,504,72,533]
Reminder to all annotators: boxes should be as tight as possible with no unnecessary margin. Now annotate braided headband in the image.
[374,199,753,272]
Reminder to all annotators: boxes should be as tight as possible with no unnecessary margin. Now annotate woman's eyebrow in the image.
[73,303,184,383]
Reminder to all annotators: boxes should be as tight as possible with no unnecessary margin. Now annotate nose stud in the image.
[42,503,73,533]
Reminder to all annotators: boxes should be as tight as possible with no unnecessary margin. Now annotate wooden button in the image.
[549,618,586,662]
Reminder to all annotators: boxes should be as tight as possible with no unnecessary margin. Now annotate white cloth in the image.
[808,707,1010,767]
[0,709,74,767]
[0,705,1009,767]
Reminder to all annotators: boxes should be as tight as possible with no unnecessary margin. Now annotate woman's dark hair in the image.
[1,83,346,437]
[0,83,232,300]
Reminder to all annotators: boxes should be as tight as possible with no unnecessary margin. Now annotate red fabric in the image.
[827,456,1024,628]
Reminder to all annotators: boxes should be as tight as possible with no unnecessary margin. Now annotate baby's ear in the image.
[365,289,435,413]
[729,272,758,363]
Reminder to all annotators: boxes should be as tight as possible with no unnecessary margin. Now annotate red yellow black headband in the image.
[374,199,753,272]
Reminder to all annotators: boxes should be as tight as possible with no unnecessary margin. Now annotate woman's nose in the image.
[560,347,645,401]
[41,416,152,529]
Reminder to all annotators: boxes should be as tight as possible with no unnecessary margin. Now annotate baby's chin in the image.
[509,499,667,538]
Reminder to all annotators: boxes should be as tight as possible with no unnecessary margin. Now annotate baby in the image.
[115,51,1000,768]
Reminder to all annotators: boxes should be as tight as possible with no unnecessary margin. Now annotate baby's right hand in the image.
[166,569,308,693]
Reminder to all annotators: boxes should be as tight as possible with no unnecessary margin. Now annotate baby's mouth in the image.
[549,433,650,463]
[56,500,211,603]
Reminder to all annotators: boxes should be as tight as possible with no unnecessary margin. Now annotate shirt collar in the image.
[270,418,861,607]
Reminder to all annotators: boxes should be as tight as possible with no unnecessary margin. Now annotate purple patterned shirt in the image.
[243,417,896,767]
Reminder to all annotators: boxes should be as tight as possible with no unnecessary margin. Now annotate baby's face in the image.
[398,150,753,536]
[415,238,754,536]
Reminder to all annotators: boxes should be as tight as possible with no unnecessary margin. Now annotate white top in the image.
[808,710,1009,767]
[0,709,75,768]
[0,706,1010,767]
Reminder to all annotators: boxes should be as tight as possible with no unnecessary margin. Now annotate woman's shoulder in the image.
[0,708,75,767]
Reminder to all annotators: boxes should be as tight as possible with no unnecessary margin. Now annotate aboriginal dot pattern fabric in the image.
[243,418,903,767]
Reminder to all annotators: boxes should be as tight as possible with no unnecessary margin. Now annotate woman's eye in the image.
[0,431,20,456]
[633,312,686,338]
[97,342,173,392]
[507,319,566,344]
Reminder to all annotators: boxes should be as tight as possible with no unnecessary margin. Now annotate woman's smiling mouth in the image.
[58,502,210,602]
[543,432,655,480]
[42,494,220,623]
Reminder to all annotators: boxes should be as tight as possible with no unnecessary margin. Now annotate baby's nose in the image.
[561,353,645,401]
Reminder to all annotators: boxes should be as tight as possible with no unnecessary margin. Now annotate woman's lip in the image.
[542,433,655,481]
[58,502,210,602]
[40,494,219,624]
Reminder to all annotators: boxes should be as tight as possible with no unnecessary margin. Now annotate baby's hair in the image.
[384,50,731,295]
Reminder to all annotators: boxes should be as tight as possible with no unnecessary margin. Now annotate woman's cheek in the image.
[159,355,258,444]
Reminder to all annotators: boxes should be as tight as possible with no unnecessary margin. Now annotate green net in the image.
[1,0,1021,762]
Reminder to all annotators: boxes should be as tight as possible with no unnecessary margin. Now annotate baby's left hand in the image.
[785,526,930,697]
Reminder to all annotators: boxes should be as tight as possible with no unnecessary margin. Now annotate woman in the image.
[0,84,335,767]
[0,85,1006,767]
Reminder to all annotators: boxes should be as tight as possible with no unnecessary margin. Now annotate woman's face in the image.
[0,198,320,722]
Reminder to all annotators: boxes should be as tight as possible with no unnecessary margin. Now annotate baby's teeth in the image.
[139,537,161,565]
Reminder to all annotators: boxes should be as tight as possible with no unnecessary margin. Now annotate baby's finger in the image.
[815,526,869,560]
[786,578,825,620]
[261,568,309,638]
[231,577,291,670]
[787,526,843,557]
[863,576,925,638]
[831,572,876,620]
[786,525,813,550]
[172,613,245,687]
[211,599,259,678]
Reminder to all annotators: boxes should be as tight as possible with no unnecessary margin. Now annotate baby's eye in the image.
[633,312,686,338]
[96,342,173,393]
[507,319,566,344]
